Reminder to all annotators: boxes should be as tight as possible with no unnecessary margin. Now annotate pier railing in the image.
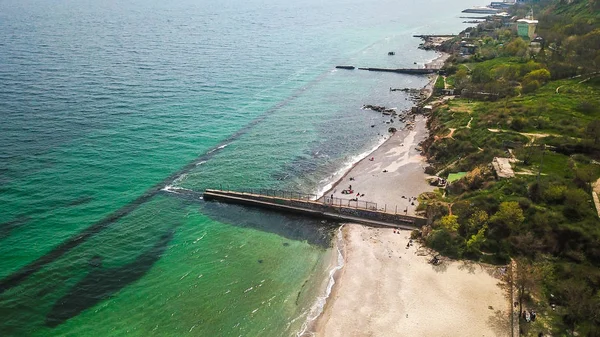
[210,187,378,212]
[203,188,427,226]
[218,187,318,202]
[324,196,378,211]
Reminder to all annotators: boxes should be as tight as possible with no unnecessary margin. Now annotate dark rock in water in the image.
[282,242,290,247]
[388,127,397,133]
[258,259,264,264]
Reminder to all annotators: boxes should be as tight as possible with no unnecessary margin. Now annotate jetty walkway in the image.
[357,67,439,75]
[203,188,427,229]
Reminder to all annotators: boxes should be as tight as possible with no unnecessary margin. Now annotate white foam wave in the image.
[161,185,193,194]
[193,233,206,243]
[295,225,345,337]
[208,143,230,154]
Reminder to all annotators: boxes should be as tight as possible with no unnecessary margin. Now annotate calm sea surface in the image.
[1,0,482,335]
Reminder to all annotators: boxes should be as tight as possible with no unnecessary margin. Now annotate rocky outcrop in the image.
[362,104,397,115]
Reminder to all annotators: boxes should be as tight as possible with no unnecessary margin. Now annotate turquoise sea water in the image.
[1,0,483,335]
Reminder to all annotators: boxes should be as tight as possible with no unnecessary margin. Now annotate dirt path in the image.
[593,179,600,218]
[487,129,554,145]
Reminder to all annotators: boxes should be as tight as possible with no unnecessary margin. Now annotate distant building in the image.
[516,9,538,40]
[490,1,515,9]
[460,42,477,55]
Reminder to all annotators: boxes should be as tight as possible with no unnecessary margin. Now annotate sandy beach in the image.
[323,114,434,216]
[314,225,510,337]
[311,72,511,336]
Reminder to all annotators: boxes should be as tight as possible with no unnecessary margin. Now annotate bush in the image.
[576,101,596,114]
[410,230,421,240]
[522,79,541,93]
[426,229,463,258]
[511,117,528,131]
[523,68,551,84]
[563,189,591,219]
[543,184,567,203]
[517,197,532,210]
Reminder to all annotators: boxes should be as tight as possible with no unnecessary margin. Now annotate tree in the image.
[504,37,529,58]
[439,215,460,232]
[453,68,470,91]
[574,166,596,190]
[467,209,489,235]
[513,258,542,317]
[522,78,541,93]
[466,225,487,256]
[472,65,493,84]
[490,201,525,233]
[523,68,551,84]
[543,183,567,203]
[586,120,600,145]
[564,188,591,219]
[557,278,600,333]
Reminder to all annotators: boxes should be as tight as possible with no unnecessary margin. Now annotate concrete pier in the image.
[203,189,427,229]
[357,67,439,75]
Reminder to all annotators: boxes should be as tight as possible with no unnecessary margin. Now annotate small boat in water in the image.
[388,51,395,55]
[335,65,355,70]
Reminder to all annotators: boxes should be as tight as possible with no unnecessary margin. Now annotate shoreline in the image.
[298,51,510,336]
[316,66,440,215]
[295,225,346,337]
[295,66,440,337]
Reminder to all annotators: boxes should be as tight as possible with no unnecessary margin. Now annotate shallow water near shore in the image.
[1,0,483,335]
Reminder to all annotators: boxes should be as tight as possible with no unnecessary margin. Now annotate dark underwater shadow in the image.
[198,199,338,249]
[0,216,30,240]
[44,228,175,328]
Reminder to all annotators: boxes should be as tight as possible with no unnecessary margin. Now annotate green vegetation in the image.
[434,75,445,90]
[419,0,600,335]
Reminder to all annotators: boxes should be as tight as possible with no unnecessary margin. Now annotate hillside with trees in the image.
[418,0,600,335]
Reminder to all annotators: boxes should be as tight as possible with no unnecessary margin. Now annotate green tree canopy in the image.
[439,214,460,232]
[490,201,525,233]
